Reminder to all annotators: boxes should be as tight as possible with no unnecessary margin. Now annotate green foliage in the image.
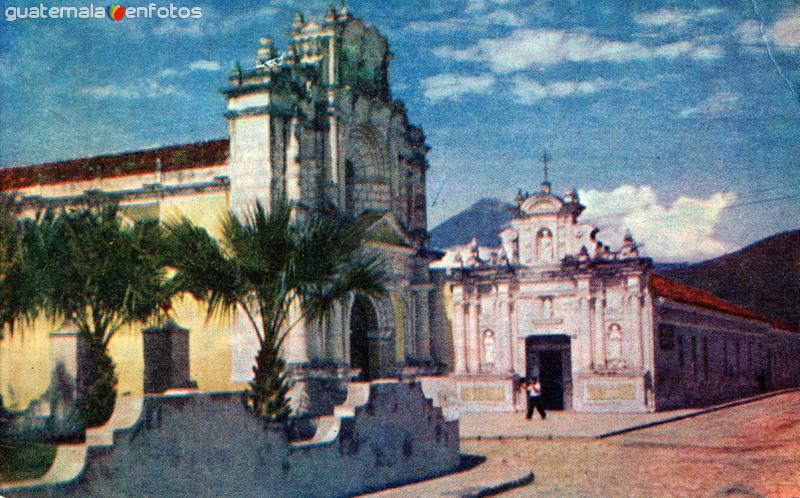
[0,195,44,335]
[0,440,57,482]
[165,201,385,421]
[78,333,118,427]
[41,205,170,348]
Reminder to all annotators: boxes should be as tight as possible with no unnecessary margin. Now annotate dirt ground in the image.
[465,392,800,497]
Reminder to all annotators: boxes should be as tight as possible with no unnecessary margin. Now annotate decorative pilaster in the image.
[283,300,309,366]
[414,285,433,361]
[467,290,480,372]
[578,296,592,369]
[286,114,301,206]
[451,286,466,373]
[497,283,512,372]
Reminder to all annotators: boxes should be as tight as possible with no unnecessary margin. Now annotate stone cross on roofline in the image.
[540,149,552,194]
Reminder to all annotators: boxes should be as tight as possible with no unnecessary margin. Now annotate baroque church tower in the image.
[222,7,442,390]
[223,7,429,239]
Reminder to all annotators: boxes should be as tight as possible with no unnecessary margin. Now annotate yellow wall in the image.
[0,320,54,410]
[0,190,249,410]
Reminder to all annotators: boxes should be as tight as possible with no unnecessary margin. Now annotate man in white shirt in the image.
[524,377,547,420]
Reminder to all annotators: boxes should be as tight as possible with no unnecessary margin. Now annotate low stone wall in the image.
[1,381,459,498]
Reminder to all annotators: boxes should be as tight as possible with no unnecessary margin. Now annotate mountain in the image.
[657,230,800,325]
[429,198,515,249]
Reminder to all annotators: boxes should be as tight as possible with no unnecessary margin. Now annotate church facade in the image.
[0,7,446,412]
[440,179,800,412]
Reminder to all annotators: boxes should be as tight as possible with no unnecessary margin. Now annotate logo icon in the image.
[107,4,126,21]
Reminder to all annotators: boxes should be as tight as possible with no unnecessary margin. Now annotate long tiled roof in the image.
[0,139,229,191]
[650,273,798,333]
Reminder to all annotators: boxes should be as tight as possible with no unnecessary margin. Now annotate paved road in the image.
[466,391,800,497]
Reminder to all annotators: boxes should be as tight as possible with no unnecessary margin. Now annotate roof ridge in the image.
[1,139,229,191]
[650,273,798,333]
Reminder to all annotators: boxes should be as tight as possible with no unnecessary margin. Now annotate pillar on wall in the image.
[142,320,196,394]
[48,321,89,410]
[592,297,606,368]
[404,293,416,362]
[327,302,345,364]
[283,300,309,367]
[497,283,513,372]
[629,293,644,368]
[286,114,302,207]
[413,284,433,362]
[467,290,480,372]
[577,296,592,370]
[451,286,466,373]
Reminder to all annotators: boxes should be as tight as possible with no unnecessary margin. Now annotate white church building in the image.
[437,179,800,412]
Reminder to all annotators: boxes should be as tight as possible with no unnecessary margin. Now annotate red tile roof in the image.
[650,273,799,333]
[0,139,229,191]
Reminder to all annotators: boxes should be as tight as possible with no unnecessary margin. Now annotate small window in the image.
[658,324,674,351]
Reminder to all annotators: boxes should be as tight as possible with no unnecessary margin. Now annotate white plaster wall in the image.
[3,382,460,498]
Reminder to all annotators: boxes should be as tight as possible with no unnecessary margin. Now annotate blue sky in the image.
[1,0,798,261]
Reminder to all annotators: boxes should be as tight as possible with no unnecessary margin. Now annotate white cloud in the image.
[188,59,221,72]
[158,68,181,78]
[736,20,762,47]
[680,90,740,118]
[421,73,496,101]
[80,79,184,99]
[737,11,800,50]
[768,11,800,49]
[511,76,619,103]
[465,0,511,14]
[434,29,723,72]
[634,8,724,29]
[579,185,737,261]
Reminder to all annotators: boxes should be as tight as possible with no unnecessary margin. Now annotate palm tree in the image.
[164,202,385,421]
[37,204,171,426]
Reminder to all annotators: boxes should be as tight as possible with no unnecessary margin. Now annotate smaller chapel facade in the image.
[442,180,800,413]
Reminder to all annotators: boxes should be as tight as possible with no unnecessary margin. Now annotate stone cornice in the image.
[15,177,230,210]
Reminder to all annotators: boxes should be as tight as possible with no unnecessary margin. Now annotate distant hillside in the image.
[430,198,515,249]
[658,230,800,325]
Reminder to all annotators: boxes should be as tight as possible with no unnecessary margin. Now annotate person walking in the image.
[525,377,547,420]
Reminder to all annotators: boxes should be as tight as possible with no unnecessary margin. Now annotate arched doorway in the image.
[350,295,379,380]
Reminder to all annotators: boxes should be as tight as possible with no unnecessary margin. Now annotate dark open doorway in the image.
[525,335,572,410]
[350,295,379,380]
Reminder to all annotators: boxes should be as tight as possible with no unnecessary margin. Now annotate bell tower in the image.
[222,37,279,214]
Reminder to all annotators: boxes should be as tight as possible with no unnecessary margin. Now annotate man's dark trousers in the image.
[526,395,546,419]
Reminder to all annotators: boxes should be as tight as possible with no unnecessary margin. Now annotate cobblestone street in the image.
[466,391,800,497]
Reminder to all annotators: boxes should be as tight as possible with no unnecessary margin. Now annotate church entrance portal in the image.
[350,295,380,380]
[525,335,572,410]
